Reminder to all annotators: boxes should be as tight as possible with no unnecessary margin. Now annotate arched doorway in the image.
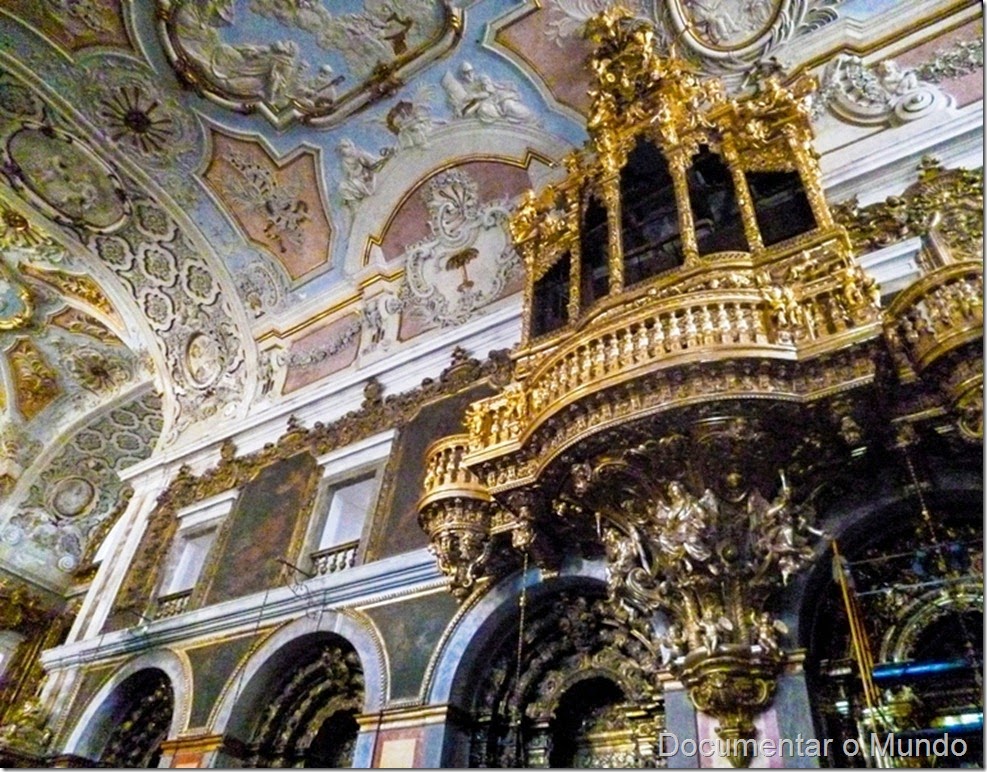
[223,633,364,767]
[460,584,663,768]
[95,668,174,768]
[802,497,983,767]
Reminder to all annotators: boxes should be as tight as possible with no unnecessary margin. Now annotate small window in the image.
[155,489,236,617]
[0,631,24,680]
[311,475,378,576]
[165,528,217,595]
[580,193,609,309]
[318,476,376,550]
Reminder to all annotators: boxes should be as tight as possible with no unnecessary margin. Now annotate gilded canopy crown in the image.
[585,8,727,152]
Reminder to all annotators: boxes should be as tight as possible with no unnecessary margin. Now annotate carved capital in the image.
[680,649,782,767]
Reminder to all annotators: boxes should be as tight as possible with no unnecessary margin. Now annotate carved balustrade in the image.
[311,541,359,576]
[884,260,984,440]
[464,261,881,463]
[885,262,984,374]
[155,590,191,619]
[418,435,496,598]
[416,8,983,766]
[420,435,491,507]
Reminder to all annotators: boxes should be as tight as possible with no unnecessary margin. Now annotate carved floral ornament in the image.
[543,0,840,85]
[157,0,462,129]
[833,158,984,261]
[0,66,250,442]
[417,11,983,766]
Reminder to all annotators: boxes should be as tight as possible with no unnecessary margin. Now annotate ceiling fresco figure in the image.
[159,0,462,127]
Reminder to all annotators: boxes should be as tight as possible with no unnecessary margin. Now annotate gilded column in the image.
[785,127,832,229]
[601,174,624,294]
[668,149,699,263]
[720,135,764,254]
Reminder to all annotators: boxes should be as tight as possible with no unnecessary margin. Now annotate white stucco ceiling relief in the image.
[0,388,163,591]
[0,78,252,438]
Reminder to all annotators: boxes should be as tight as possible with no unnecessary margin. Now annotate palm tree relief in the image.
[447,247,479,292]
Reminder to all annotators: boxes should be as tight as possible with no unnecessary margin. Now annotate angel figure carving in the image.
[441,62,534,124]
[698,608,733,653]
[753,611,788,655]
[750,471,816,585]
[655,481,719,574]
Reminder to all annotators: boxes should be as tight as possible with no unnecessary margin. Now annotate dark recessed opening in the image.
[620,137,682,287]
[688,145,748,255]
[746,169,816,246]
[580,193,610,309]
[531,251,571,337]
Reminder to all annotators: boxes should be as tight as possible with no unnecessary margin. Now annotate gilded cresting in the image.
[417,7,981,768]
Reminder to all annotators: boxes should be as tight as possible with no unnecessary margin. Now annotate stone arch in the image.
[61,647,191,761]
[344,122,565,276]
[209,610,386,746]
[425,559,663,767]
[797,483,983,767]
[425,558,606,707]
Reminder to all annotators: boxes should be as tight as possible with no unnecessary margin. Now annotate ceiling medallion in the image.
[3,122,129,232]
[657,0,840,82]
[96,84,178,155]
[184,331,224,388]
[668,0,782,52]
[156,0,463,129]
[50,476,97,519]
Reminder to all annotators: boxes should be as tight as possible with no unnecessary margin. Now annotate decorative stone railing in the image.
[418,435,496,598]
[311,541,359,576]
[420,435,492,507]
[155,589,191,619]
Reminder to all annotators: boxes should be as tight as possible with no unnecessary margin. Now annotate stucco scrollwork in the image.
[158,0,462,129]
[395,168,522,330]
[545,0,840,88]
[815,54,950,125]
[1,391,163,574]
[0,67,251,441]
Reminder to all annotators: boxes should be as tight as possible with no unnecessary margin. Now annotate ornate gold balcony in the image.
[886,262,983,373]
[417,8,982,765]
[885,252,983,440]
[418,435,498,598]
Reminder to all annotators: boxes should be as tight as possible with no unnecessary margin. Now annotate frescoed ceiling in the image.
[0,0,981,592]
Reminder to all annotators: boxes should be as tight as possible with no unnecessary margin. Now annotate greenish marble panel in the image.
[368,384,494,561]
[185,633,261,728]
[363,591,460,701]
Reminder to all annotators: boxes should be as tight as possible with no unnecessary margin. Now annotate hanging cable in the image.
[902,447,950,577]
[901,444,981,689]
[511,549,530,765]
[833,540,887,767]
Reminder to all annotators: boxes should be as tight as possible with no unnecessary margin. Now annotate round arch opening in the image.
[86,667,174,768]
[800,493,983,768]
[219,631,364,768]
[446,578,664,768]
